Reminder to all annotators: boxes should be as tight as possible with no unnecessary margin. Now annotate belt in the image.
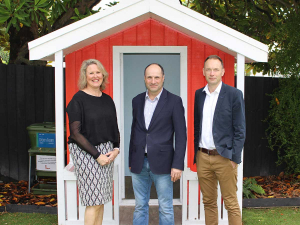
[198,147,219,156]
[145,153,147,157]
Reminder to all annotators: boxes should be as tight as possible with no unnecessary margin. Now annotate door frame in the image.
[113,46,188,206]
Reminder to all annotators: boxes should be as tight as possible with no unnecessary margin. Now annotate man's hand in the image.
[171,168,182,182]
[230,161,237,169]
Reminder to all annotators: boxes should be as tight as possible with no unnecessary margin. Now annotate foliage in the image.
[265,76,300,174]
[182,0,300,76]
[243,178,265,199]
[0,0,111,65]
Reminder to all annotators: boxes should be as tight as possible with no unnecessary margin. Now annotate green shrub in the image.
[265,76,300,174]
[243,178,265,199]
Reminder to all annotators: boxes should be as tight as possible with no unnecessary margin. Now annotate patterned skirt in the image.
[69,141,114,206]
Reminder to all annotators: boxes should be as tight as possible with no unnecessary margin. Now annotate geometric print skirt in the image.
[69,141,114,206]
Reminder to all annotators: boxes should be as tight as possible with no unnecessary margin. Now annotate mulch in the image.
[0,180,57,207]
[244,173,300,198]
[0,173,299,207]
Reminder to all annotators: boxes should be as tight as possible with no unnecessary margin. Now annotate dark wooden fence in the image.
[0,64,284,181]
[0,64,55,181]
[243,76,284,177]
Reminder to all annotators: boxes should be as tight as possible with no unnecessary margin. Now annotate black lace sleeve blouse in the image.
[66,91,120,159]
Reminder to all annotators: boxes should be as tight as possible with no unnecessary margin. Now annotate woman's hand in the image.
[105,148,119,164]
[96,154,110,166]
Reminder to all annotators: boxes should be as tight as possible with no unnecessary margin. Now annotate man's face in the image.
[203,58,225,87]
[144,64,165,96]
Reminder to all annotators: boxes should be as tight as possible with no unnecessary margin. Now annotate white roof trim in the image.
[28,0,268,63]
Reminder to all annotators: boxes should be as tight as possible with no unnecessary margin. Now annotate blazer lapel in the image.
[199,90,206,115]
[147,89,167,131]
[214,83,227,118]
[138,92,147,131]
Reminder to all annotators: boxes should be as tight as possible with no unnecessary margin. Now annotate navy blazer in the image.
[129,89,187,174]
[194,83,246,164]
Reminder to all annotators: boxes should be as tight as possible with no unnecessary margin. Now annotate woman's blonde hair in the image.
[78,59,109,91]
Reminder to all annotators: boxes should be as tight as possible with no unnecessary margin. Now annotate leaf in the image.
[35,202,46,205]
[0,15,10,23]
[38,8,49,13]
[4,0,11,11]
[74,8,80,17]
[15,1,26,12]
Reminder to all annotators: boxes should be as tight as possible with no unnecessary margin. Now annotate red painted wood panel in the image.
[65,18,235,170]
[123,27,137,46]
[150,20,164,46]
[96,38,111,94]
[224,54,235,87]
[82,44,96,61]
[137,20,151,46]
[164,26,178,46]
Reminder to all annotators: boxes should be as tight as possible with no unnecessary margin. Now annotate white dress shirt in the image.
[144,88,163,153]
[199,82,222,150]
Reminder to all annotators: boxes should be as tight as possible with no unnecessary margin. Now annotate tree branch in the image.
[52,0,102,31]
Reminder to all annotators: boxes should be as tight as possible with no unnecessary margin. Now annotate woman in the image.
[67,59,120,225]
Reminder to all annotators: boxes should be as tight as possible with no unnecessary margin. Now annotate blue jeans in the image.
[131,157,174,225]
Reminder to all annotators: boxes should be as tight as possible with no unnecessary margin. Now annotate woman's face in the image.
[86,64,103,90]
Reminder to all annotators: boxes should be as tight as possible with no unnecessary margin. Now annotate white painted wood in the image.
[29,0,268,63]
[66,180,78,221]
[113,46,188,206]
[103,201,113,221]
[236,54,245,95]
[199,189,204,221]
[55,50,66,225]
[113,165,120,222]
[236,53,245,216]
[182,170,188,223]
[78,194,85,221]
[63,165,119,225]
[188,180,199,221]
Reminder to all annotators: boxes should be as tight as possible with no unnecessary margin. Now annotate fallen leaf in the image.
[35,202,46,206]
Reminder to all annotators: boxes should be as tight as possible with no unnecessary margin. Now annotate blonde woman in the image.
[67,59,120,225]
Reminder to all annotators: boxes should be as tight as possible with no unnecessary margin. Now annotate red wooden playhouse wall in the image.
[65,18,235,172]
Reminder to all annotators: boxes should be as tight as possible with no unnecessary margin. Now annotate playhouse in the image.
[28,0,268,224]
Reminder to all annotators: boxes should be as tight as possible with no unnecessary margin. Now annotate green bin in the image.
[32,184,57,195]
[27,122,56,150]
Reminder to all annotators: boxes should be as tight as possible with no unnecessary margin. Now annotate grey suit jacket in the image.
[194,83,246,164]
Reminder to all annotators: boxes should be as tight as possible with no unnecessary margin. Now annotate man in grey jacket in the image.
[194,55,246,225]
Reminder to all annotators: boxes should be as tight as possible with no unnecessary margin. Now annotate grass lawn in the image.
[0,207,299,224]
[0,212,57,225]
[242,207,300,225]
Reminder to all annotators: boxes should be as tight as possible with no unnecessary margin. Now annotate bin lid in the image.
[27,122,66,132]
[27,122,56,132]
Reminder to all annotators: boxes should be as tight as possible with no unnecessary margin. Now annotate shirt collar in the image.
[146,88,163,101]
[203,82,222,95]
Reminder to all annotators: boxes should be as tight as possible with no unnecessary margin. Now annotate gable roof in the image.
[28,0,268,63]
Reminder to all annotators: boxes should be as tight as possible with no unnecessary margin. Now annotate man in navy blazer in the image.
[129,63,187,225]
[194,55,245,225]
